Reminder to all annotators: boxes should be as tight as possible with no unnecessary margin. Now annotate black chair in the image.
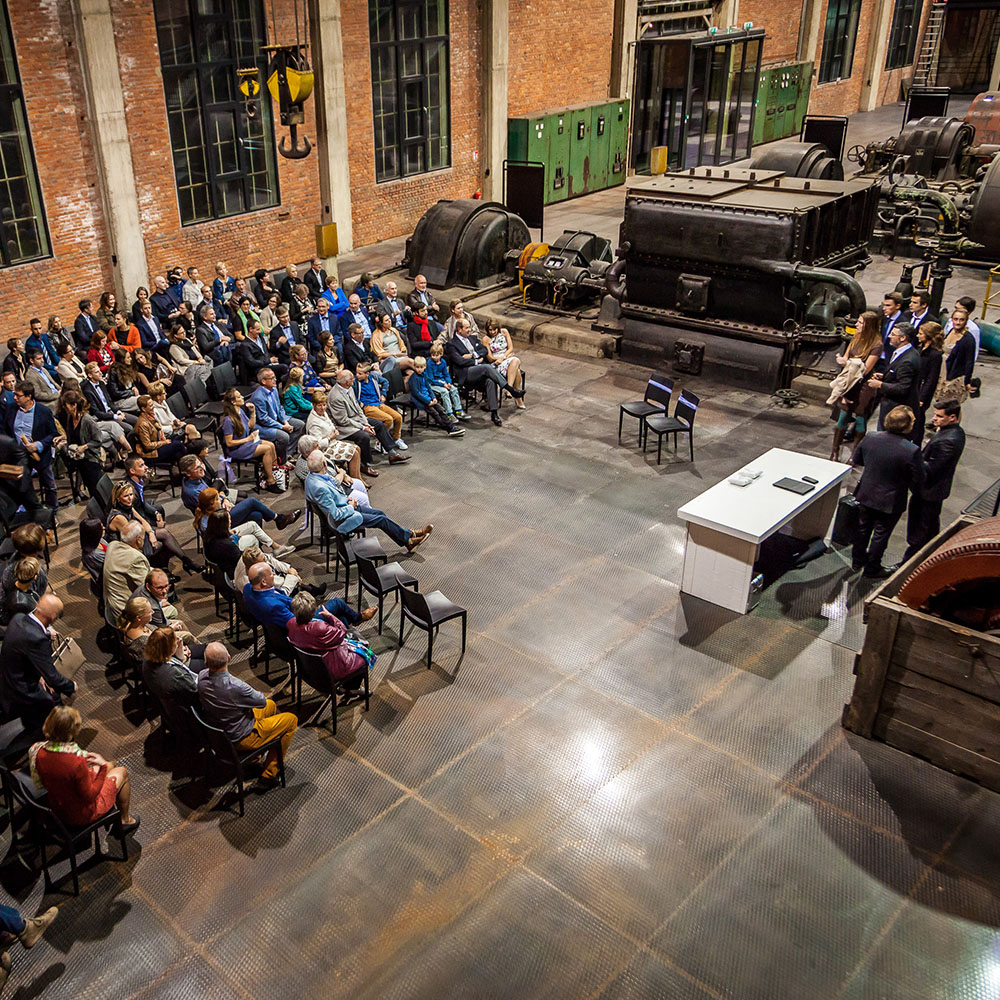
[183,376,224,419]
[234,590,263,665]
[8,769,128,895]
[207,361,237,401]
[262,622,297,691]
[143,452,179,498]
[190,707,286,816]
[356,555,418,633]
[334,531,387,600]
[399,586,467,669]
[643,389,699,464]
[618,373,674,445]
[167,391,215,435]
[291,644,370,733]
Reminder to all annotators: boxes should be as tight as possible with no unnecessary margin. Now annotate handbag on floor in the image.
[831,494,860,547]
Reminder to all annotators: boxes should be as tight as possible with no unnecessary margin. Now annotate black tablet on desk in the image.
[773,477,815,495]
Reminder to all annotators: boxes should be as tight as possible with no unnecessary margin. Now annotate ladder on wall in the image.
[913,1,947,87]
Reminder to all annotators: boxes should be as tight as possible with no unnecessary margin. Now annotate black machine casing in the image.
[405,199,531,289]
[611,166,880,389]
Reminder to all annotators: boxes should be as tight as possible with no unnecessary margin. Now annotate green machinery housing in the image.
[751,61,812,146]
[507,98,630,205]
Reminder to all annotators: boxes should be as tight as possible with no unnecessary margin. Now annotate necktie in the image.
[39,369,57,391]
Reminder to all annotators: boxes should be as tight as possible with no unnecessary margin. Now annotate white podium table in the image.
[676,448,851,613]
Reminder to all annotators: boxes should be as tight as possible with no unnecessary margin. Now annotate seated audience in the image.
[442,299,480,341]
[108,479,200,574]
[195,307,233,365]
[180,454,298,531]
[234,545,322,599]
[243,561,372,629]
[288,283,314,326]
[329,369,406,472]
[4,380,59,508]
[55,391,104,497]
[132,568,184,630]
[212,262,236,317]
[249,368,304,462]
[281,367,313,421]
[355,363,406,451]
[2,336,26,380]
[407,274,441,323]
[426,341,467,420]
[74,298,100,348]
[193,488,291,556]
[80,517,107,584]
[103,523,151,624]
[31,705,138,833]
[197,641,296,784]
[0,556,44,626]
[105,351,142,413]
[408,356,464,435]
[23,350,61,406]
[142,626,201,731]
[259,291,281,334]
[131,285,150,324]
[56,341,87,383]
[342,323,376,374]
[135,393,187,466]
[286,591,368,703]
[321,274,350,316]
[220,388,283,493]
[118,596,155,665]
[202,509,245,577]
[288,343,326,392]
[87,331,115,373]
[108,311,141,353]
[354,273,383,312]
[445,317,522,426]
[238,318,284,382]
[168,326,211,385]
[0,595,77,728]
[307,297,339,353]
[374,280,408,332]
[338,293,374,343]
[481,321,525,408]
[372,311,417,371]
[303,396,362,480]
[94,291,119,333]
[147,380,202,450]
[253,268,279,308]
[404,304,436,359]
[304,257,327,301]
[304,451,430,552]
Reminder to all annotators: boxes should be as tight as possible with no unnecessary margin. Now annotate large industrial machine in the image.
[598,165,879,389]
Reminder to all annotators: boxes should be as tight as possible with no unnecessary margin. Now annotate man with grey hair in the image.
[305,450,430,552]
[296,435,373,509]
[329,368,407,470]
[197,641,297,784]
[103,522,151,624]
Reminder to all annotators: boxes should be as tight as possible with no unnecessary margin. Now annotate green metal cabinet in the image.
[568,105,593,198]
[590,104,611,191]
[607,99,629,187]
[752,62,812,148]
[507,113,550,189]
[547,110,570,203]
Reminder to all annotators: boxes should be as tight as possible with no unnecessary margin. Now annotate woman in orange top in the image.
[107,310,141,353]
[30,706,139,832]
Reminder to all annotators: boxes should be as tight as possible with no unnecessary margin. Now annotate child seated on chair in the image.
[425,342,467,420]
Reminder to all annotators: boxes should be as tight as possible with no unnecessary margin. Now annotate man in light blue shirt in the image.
[339,293,373,343]
[249,368,304,463]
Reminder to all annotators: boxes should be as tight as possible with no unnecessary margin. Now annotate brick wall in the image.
[1,0,112,327]
[340,0,484,249]
[507,1,614,117]
[112,0,323,292]
[739,0,803,66]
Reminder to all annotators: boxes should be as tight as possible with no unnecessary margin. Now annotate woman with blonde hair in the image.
[31,705,139,834]
[117,595,155,664]
[147,379,202,448]
[304,390,362,480]
[830,309,882,461]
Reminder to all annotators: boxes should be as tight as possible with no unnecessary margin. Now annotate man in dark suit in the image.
[338,293,374,343]
[267,305,304,367]
[904,398,966,559]
[872,322,920,431]
[852,405,923,578]
[376,280,410,333]
[906,290,931,330]
[306,296,339,352]
[239,319,286,383]
[406,274,441,322]
[74,299,99,349]
[303,258,327,301]
[135,300,168,354]
[444,318,522,427]
[341,324,376,374]
[25,318,59,375]
[3,382,58,508]
[195,308,234,364]
[0,595,77,728]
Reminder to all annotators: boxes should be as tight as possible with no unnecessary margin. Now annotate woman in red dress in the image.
[30,706,139,832]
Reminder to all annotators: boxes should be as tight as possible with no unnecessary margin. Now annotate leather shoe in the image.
[862,565,892,579]
[491,412,503,426]
[304,582,328,598]
[362,465,380,478]
[275,509,302,530]
[388,452,409,464]
[506,385,526,399]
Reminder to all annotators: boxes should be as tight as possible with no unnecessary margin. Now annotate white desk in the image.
[677,448,851,613]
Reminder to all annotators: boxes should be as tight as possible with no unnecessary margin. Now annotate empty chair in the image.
[184,376,224,419]
[356,555,418,632]
[167,391,215,435]
[190,707,286,816]
[643,389,699,464]
[334,532,387,600]
[618,373,674,444]
[399,586,467,669]
[208,360,237,400]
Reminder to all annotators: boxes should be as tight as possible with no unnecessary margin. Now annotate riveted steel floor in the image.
[2,347,999,1000]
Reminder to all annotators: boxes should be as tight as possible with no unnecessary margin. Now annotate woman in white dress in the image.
[304,390,363,480]
[481,321,525,409]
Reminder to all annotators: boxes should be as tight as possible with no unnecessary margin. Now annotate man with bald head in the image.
[0,593,78,728]
[406,274,440,323]
[197,642,297,783]
[242,560,372,630]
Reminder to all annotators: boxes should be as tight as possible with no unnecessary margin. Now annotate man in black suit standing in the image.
[871,322,920,432]
[304,257,327,301]
[904,398,966,559]
[2,382,58,508]
[852,405,923,578]
[0,595,77,728]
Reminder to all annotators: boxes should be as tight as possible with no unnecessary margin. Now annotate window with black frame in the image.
[0,2,49,266]
[154,0,279,226]
[369,0,451,183]
[818,0,862,84]
[886,0,923,70]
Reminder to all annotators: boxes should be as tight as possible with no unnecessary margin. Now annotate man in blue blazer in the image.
[25,319,59,375]
[267,305,305,367]
[339,293,374,343]
[249,367,304,462]
[872,323,921,431]
[306,297,340,353]
[74,299,99,348]
[851,405,923,578]
[242,561,370,629]
[2,381,58,508]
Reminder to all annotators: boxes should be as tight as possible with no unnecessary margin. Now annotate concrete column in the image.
[73,0,148,300]
[481,0,508,203]
[611,0,638,99]
[309,0,353,259]
[798,0,825,66]
[859,0,894,111]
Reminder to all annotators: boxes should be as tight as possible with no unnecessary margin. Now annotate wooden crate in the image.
[842,516,1000,792]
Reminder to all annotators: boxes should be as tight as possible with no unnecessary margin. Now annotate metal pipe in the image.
[605,257,627,301]
[768,262,868,316]
[890,186,961,233]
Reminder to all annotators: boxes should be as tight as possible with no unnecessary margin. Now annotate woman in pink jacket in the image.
[285,591,367,702]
